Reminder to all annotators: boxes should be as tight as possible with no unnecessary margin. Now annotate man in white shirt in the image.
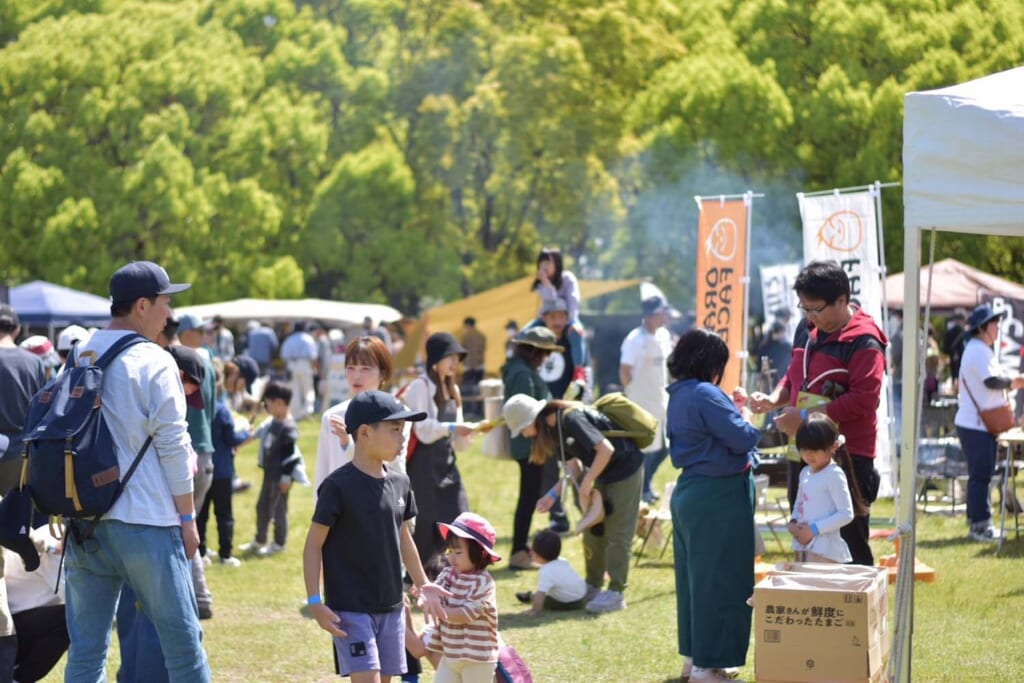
[63,261,210,682]
[620,296,674,504]
[280,322,318,420]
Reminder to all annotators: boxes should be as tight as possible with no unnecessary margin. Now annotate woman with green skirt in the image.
[666,329,759,683]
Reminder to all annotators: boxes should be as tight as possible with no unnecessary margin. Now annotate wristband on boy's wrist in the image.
[449,423,456,436]
[546,488,558,501]
[810,523,820,537]
[800,408,808,420]
[307,595,322,606]
[179,513,195,523]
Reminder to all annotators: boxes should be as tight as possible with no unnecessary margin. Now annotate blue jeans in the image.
[642,447,669,498]
[64,520,210,683]
[957,426,997,525]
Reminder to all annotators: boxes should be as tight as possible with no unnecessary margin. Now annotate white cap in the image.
[58,325,90,351]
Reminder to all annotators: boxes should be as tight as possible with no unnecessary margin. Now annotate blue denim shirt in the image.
[666,378,759,479]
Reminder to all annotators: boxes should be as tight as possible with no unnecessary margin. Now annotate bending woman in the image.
[666,328,759,683]
[502,394,643,614]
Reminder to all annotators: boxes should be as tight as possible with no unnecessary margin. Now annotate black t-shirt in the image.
[313,462,417,613]
[560,408,643,484]
[538,328,575,399]
[261,418,299,476]
[0,347,46,456]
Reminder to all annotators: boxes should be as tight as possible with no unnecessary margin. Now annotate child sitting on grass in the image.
[515,530,586,615]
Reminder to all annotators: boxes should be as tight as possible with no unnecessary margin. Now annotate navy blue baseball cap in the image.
[967,303,1006,335]
[345,390,426,436]
[110,261,191,304]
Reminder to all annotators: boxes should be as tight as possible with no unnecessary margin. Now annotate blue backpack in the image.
[22,333,154,518]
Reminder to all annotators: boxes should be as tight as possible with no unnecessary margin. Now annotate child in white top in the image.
[788,415,864,564]
[430,513,501,683]
[518,530,587,615]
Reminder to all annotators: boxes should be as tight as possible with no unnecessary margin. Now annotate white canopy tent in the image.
[173,298,402,330]
[898,66,1024,680]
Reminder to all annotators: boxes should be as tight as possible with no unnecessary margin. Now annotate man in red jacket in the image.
[751,260,887,566]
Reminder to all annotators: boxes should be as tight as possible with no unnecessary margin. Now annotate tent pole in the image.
[892,222,922,683]
[740,191,754,389]
[873,180,899,506]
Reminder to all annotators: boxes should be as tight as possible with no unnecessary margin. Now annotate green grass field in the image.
[41,416,1024,681]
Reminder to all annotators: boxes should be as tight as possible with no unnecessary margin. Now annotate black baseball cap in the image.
[110,261,191,304]
[345,390,426,436]
[168,345,207,409]
[0,304,18,328]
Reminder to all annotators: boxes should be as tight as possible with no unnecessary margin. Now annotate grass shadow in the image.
[498,607,600,630]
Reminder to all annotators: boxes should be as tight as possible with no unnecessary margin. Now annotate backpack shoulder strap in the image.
[93,333,152,369]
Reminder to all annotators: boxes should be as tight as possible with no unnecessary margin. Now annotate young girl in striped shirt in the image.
[429,512,501,682]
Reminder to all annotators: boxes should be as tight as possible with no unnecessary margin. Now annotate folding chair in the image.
[754,474,790,552]
[634,481,675,566]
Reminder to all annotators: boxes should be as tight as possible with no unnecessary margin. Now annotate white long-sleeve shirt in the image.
[792,462,854,563]
[404,375,469,451]
[78,330,193,527]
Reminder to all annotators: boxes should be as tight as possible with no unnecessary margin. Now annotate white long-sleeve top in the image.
[314,397,408,499]
[404,375,469,451]
[77,330,193,527]
[791,462,854,563]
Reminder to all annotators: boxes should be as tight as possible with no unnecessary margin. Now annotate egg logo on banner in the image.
[816,210,864,253]
[705,218,738,261]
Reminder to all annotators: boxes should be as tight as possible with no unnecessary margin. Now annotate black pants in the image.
[513,459,545,553]
[198,478,235,559]
[13,605,68,682]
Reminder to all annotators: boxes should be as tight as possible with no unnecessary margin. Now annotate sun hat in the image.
[109,261,190,304]
[967,303,1006,335]
[503,394,547,438]
[425,332,467,368]
[168,346,207,409]
[511,327,563,352]
[437,512,502,562]
[345,390,427,435]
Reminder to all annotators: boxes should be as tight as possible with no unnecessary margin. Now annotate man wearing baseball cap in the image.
[63,261,210,680]
[0,303,45,494]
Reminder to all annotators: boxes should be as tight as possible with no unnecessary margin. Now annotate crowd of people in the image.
[0,250,1022,682]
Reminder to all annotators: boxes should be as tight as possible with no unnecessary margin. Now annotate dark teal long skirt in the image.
[671,470,755,669]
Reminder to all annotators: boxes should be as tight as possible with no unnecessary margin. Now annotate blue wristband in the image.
[307,595,322,606]
[179,513,194,523]
[810,523,820,537]
[449,423,456,436]
[546,489,559,501]
[800,408,808,421]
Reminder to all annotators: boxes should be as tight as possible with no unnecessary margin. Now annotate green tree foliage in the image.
[1,0,1022,312]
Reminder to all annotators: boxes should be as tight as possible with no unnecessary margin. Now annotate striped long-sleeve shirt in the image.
[429,567,499,663]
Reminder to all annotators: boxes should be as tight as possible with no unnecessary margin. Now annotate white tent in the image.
[898,66,1024,680]
[173,298,402,330]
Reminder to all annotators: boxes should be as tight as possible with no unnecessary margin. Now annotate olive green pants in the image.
[582,466,643,593]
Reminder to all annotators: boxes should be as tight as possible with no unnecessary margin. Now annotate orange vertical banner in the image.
[695,197,749,392]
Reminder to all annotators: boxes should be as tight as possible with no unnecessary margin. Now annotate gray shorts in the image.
[332,609,406,677]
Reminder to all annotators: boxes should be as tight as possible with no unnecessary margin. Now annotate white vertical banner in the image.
[797,190,894,498]
[759,262,801,343]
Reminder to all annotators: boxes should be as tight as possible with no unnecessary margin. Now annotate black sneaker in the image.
[515,591,533,604]
[549,516,570,534]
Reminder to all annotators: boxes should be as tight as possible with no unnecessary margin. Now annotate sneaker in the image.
[548,516,571,535]
[265,542,285,555]
[585,589,626,614]
[690,667,730,682]
[681,656,693,681]
[201,553,212,567]
[583,584,601,603]
[968,525,1002,542]
[515,591,533,605]
[238,541,264,555]
[220,556,242,567]
[197,605,213,620]
[508,550,536,570]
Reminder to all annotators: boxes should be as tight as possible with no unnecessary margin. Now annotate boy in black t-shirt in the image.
[303,391,450,682]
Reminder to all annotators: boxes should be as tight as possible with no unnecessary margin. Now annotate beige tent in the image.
[395,275,642,374]
[884,257,1024,311]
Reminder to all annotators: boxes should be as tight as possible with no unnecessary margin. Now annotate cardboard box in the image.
[755,563,889,683]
